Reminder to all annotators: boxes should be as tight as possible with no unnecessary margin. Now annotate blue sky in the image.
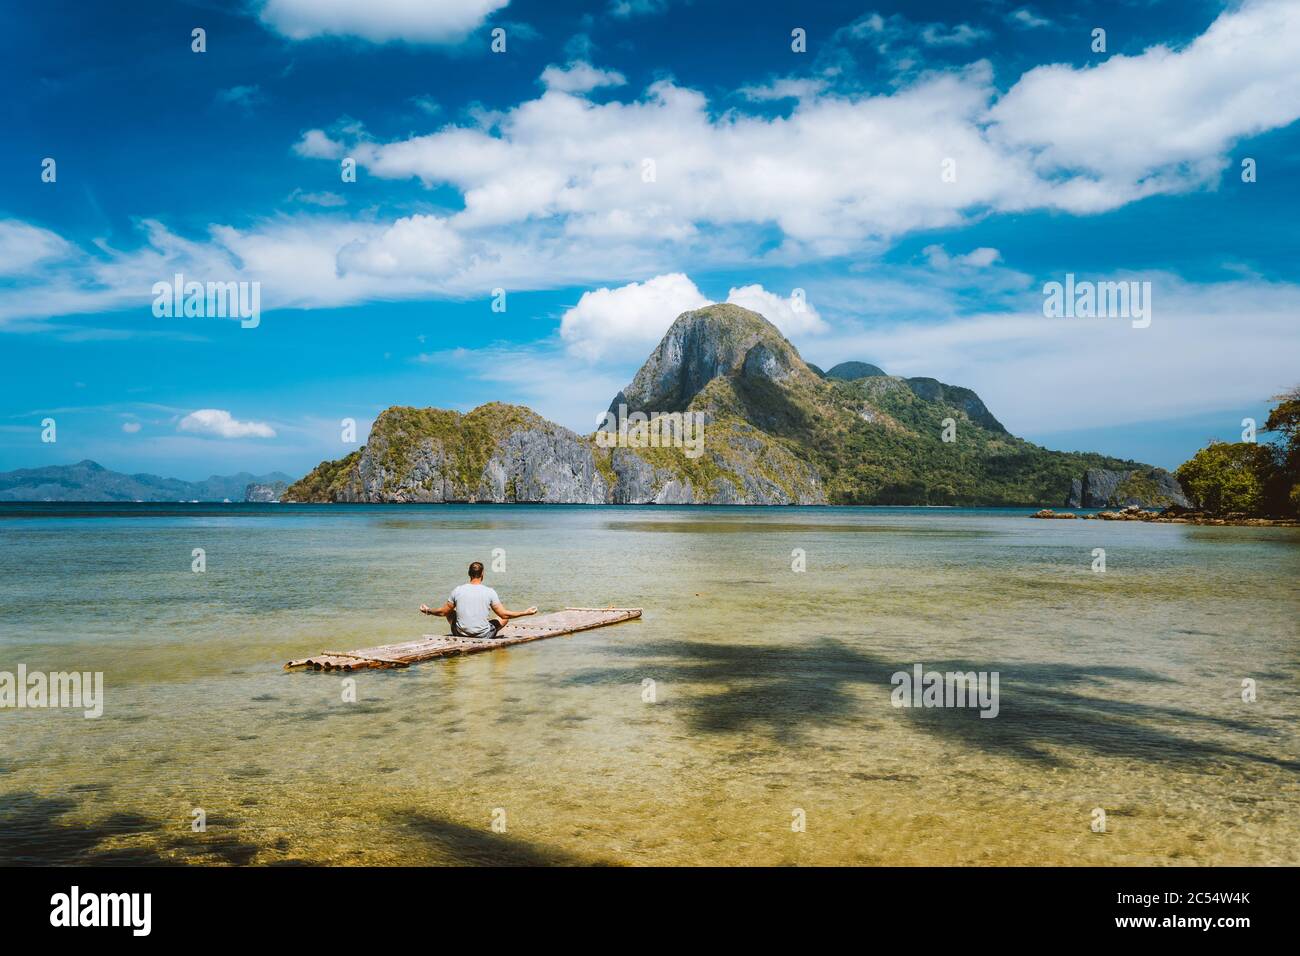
[1,0,1297,478]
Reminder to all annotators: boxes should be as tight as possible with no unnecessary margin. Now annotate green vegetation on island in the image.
[1174,387,1300,518]
[284,303,1182,507]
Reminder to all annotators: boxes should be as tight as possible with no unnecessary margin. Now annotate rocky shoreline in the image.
[1031,505,1300,527]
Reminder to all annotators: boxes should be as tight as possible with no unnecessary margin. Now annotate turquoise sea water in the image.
[1,503,1297,865]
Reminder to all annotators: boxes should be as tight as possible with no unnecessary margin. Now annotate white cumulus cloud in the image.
[257,0,509,44]
[4,0,1299,336]
[303,0,1300,252]
[559,275,826,361]
[724,285,827,336]
[178,409,277,439]
[989,0,1300,205]
[293,129,345,159]
[560,273,710,362]
[336,215,464,278]
[923,245,1002,269]
[540,61,627,94]
[1009,8,1051,30]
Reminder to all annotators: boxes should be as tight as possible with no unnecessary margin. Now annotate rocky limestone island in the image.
[244,481,288,503]
[284,303,1182,507]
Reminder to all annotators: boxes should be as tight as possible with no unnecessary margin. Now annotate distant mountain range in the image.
[0,460,294,502]
[286,303,1188,507]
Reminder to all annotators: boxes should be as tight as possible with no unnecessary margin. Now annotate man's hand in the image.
[419,604,433,615]
[493,601,539,620]
[420,604,448,617]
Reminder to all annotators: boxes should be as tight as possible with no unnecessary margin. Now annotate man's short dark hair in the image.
[468,561,485,579]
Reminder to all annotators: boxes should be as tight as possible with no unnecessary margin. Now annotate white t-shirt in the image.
[449,583,500,637]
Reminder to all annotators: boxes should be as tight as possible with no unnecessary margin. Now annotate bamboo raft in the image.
[284,607,641,671]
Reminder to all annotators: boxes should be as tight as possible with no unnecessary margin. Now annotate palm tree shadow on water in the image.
[0,791,295,866]
[0,791,615,867]
[562,638,1299,772]
[398,813,617,866]
[4,639,1291,867]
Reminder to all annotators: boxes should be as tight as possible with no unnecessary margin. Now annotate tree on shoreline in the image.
[1263,386,1300,513]
[1174,386,1300,517]
[1174,442,1273,514]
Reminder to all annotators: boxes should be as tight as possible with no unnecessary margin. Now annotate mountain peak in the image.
[284,297,1157,507]
[672,301,776,332]
[825,361,887,380]
[610,303,815,414]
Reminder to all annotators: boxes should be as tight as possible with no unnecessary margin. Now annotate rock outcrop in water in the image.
[1066,468,1190,509]
[1033,503,1295,526]
[285,303,1156,506]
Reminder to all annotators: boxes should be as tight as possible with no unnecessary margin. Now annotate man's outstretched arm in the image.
[491,600,538,621]
[419,600,454,617]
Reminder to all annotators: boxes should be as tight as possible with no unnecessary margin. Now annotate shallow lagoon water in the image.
[2,503,1297,865]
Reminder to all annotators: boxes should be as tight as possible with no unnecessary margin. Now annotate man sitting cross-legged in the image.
[419,561,537,639]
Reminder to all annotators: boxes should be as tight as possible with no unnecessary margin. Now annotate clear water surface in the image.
[2,503,1296,866]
